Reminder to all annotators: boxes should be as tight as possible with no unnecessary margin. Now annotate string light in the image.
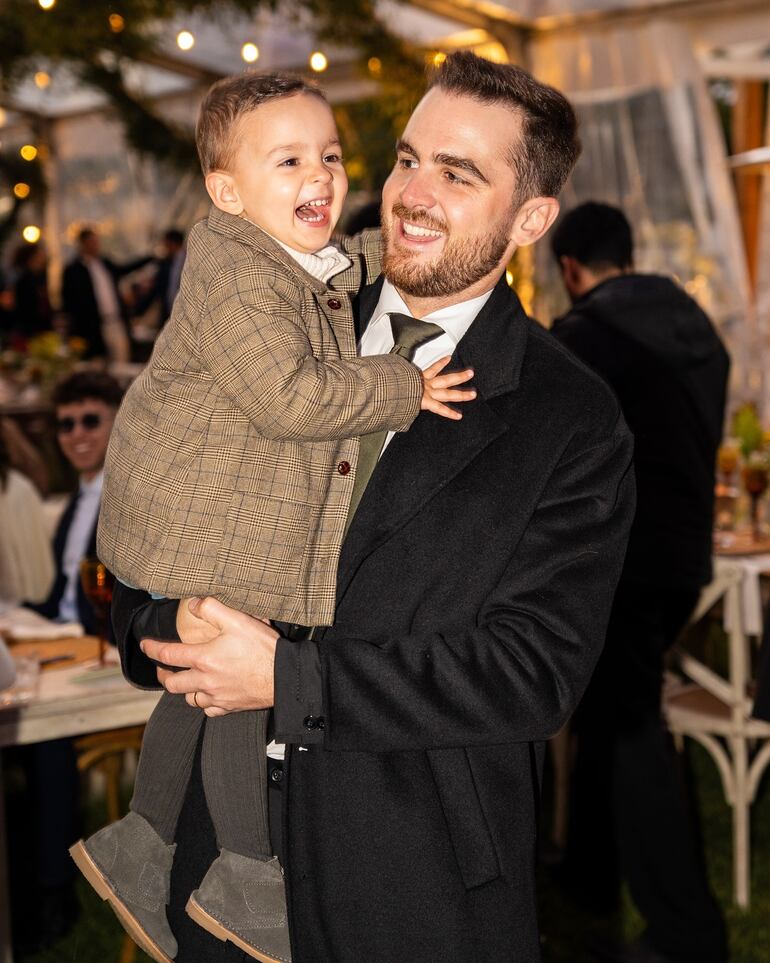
[309,51,328,72]
[22,225,41,243]
[109,14,125,33]
[38,0,55,9]
[20,145,38,161]
[13,183,31,199]
[367,57,382,76]
[177,30,195,51]
[505,269,514,287]
[428,51,446,67]
[0,108,7,127]
[241,43,259,63]
[34,72,51,89]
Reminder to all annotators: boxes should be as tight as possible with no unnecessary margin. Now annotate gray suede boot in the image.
[69,811,177,963]
[186,850,291,963]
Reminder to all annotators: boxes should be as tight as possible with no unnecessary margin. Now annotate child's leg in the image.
[69,692,205,963]
[131,691,206,844]
[186,710,291,961]
[200,709,270,859]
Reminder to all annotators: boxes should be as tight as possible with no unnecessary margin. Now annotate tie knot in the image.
[388,312,444,361]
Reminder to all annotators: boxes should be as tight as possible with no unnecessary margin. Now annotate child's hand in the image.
[420,357,476,420]
[177,597,221,645]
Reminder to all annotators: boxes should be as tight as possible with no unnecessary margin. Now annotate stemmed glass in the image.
[742,458,769,543]
[79,556,115,667]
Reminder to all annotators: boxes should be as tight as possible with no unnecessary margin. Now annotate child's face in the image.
[211,94,348,254]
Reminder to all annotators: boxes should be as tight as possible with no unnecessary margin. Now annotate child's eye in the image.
[324,153,342,164]
[279,157,299,167]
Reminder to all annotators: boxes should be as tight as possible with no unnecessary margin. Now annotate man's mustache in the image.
[388,202,449,235]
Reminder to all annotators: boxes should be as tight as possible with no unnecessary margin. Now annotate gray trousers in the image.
[130,692,270,859]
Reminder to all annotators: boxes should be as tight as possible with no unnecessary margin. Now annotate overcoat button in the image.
[327,297,342,309]
[303,715,318,730]
[337,461,351,475]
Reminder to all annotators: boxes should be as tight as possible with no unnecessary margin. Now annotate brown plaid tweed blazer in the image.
[97,207,422,624]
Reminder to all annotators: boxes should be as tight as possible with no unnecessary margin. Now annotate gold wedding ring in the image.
[193,691,202,708]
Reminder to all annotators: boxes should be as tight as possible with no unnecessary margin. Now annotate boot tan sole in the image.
[69,840,174,963]
[186,895,290,963]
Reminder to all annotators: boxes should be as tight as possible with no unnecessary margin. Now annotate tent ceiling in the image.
[0,0,768,122]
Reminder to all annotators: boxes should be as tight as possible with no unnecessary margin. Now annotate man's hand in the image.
[142,596,279,717]
[420,357,475,421]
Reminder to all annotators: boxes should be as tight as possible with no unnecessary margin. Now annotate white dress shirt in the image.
[58,471,103,623]
[359,279,493,451]
[85,257,121,323]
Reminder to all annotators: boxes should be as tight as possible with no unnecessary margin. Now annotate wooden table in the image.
[0,638,162,963]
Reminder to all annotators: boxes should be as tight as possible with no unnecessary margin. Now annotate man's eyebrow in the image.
[395,139,418,157]
[433,152,489,184]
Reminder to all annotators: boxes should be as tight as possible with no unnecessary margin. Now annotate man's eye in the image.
[397,157,417,169]
[444,170,468,185]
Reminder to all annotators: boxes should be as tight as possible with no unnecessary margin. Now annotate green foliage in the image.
[732,403,765,460]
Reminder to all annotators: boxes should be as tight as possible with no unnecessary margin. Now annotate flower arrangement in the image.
[0,330,87,401]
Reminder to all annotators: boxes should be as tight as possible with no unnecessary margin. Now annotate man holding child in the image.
[104,52,634,963]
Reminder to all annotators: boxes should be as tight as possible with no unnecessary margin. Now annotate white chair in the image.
[664,560,770,908]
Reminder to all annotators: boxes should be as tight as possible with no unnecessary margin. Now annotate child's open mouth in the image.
[296,198,331,225]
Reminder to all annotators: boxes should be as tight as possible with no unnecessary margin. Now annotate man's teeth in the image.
[402,221,443,239]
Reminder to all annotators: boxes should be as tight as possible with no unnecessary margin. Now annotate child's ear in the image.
[205,171,243,216]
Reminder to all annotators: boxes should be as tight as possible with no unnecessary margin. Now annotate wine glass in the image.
[742,459,769,543]
[79,556,115,667]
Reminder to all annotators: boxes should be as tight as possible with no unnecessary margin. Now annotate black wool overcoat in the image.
[281,275,636,962]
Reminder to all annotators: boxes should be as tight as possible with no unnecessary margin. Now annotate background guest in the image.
[61,227,152,362]
[550,201,730,963]
[6,370,124,955]
[11,242,52,339]
[0,430,54,606]
[132,227,186,329]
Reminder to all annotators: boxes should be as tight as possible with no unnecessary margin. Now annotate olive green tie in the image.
[345,312,444,531]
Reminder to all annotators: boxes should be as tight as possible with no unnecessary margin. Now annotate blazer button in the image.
[270,767,283,784]
[327,297,342,309]
[337,461,351,475]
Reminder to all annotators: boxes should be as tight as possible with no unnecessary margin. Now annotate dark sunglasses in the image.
[56,413,103,434]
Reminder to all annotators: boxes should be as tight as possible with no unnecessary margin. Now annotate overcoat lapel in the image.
[337,275,530,606]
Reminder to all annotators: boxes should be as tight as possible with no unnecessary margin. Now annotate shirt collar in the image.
[368,279,494,348]
[79,470,104,497]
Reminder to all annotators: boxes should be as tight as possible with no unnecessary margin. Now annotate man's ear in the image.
[205,171,243,216]
[511,197,560,248]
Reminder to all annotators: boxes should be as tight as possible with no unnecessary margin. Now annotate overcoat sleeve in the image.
[197,266,422,442]
[315,417,635,751]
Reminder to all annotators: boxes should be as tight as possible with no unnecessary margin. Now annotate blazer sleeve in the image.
[317,416,636,752]
[198,267,422,442]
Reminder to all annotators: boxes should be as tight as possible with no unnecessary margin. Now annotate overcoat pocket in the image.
[426,746,500,890]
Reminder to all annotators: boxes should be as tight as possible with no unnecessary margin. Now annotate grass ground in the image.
[9,739,770,963]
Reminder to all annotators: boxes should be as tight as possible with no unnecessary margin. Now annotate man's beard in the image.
[381,202,513,299]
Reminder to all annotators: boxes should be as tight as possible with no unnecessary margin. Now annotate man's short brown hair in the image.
[427,51,580,203]
[196,72,328,174]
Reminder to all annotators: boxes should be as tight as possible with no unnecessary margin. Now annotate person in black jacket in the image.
[132,228,186,329]
[61,228,152,361]
[550,202,729,963]
[11,242,52,338]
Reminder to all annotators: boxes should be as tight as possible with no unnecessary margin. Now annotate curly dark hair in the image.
[50,371,124,410]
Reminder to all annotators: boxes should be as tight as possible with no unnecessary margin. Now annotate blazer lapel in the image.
[337,276,530,604]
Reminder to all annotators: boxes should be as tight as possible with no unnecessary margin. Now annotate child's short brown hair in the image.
[196,72,328,175]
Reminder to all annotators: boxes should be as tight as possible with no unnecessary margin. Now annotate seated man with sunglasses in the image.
[8,371,123,954]
[31,371,124,634]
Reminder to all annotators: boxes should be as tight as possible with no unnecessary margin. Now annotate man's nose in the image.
[400,170,436,211]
